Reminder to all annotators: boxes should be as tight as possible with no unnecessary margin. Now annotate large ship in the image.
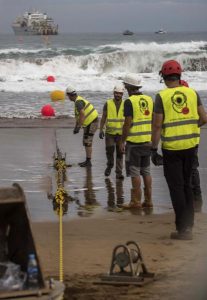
[12,10,58,35]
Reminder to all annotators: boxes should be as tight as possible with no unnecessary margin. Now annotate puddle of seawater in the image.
[0,128,206,221]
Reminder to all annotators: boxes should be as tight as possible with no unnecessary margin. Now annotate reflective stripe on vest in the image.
[126,95,153,143]
[106,99,124,135]
[160,86,200,150]
[75,96,98,127]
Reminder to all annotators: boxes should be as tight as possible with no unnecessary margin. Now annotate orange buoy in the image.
[50,90,65,101]
[41,104,55,117]
[47,75,55,82]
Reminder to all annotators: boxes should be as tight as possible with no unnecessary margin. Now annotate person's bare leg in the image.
[85,146,92,159]
[79,146,92,167]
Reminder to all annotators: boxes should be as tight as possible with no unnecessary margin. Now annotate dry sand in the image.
[32,211,207,300]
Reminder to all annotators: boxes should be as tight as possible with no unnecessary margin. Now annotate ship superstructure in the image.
[12,10,58,35]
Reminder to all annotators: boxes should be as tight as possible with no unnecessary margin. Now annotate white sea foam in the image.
[0,40,207,93]
[1,40,206,55]
[0,48,49,54]
[97,41,207,53]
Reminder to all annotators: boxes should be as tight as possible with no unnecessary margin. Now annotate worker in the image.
[66,86,99,167]
[180,79,203,212]
[99,84,125,179]
[152,60,207,240]
[120,73,154,209]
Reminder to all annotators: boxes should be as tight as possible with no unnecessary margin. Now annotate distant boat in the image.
[122,30,134,36]
[155,29,167,34]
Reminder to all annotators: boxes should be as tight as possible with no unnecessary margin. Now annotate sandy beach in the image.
[33,212,207,300]
[0,118,207,300]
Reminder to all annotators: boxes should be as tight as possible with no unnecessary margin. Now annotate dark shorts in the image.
[125,142,151,177]
[105,133,122,147]
[83,118,98,146]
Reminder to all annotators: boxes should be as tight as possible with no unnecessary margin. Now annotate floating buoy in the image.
[50,90,65,101]
[47,75,55,82]
[41,104,55,117]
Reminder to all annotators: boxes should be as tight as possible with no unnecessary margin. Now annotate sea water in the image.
[0,32,207,118]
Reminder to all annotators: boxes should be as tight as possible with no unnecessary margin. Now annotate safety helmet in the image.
[65,86,76,95]
[160,60,182,76]
[123,73,142,87]
[180,80,189,87]
[113,84,125,93]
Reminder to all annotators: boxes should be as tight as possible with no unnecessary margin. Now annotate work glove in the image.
[151,148,163,166]
[73,126,80,134]
[99,131,105,139]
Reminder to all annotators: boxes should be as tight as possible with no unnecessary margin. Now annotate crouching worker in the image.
[66,86,99,167]
[120,74,153,209]
[99,84,125,180]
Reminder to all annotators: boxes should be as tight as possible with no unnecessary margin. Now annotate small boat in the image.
[122,30,134,36]
[155,29,167,34]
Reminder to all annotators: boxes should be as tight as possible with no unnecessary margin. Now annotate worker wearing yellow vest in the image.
[99,84,125,179]
[120,74,153,209]
[66,86,99,167]
[152,60,207,240]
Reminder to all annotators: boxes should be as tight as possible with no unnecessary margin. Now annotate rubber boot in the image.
[122,188,142,209]
[79,159,92,167]
[142,187,153,208]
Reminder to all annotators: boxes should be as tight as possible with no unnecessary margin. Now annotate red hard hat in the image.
[180,80,189,87]
[160,60,182,76]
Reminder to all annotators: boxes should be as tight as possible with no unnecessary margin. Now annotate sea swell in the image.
[0,40,207,93]
[0,40,207,69]
[1,50,207,77]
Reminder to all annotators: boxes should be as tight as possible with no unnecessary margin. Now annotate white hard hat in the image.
[123,73,142,87]
[66,86,76,94]
[114,84,125,93]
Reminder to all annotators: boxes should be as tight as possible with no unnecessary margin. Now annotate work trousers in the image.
[162,147,196,232]
[105,134,123,176]
[191,147,202,196]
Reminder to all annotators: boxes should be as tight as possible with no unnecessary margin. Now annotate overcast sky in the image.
[0,0,207,33]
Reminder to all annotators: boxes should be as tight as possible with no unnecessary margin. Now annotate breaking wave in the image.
[0,40,207,93]
[0,40,207,72]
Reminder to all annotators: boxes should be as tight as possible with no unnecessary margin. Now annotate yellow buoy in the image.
[50,90,65,101]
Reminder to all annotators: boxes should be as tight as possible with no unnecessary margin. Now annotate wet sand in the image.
[0,118,207,299]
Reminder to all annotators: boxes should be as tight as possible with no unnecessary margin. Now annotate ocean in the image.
[0,31,207,118]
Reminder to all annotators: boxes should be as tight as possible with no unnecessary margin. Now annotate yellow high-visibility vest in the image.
[159,86,200,150]
[75,96,98,127]
[126,95,153,143]
[106,99,124,135]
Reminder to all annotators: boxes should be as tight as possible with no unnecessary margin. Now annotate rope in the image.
[53,129,65,283]
[59,200,63,282]
[52,129,74,283]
